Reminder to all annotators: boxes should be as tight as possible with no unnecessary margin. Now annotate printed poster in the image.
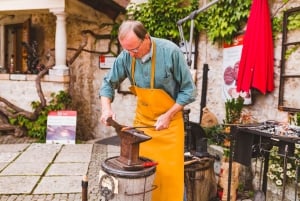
[222,35,252,105]
[46,110,77,144]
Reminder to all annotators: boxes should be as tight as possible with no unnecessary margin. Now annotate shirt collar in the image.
[141,38,152,64]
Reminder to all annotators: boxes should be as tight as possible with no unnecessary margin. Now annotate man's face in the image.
[119,31,144,58]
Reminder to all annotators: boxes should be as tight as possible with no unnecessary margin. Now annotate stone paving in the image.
[0,142,121,201]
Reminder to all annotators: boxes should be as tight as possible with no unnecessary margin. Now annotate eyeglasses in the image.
[124,39,144,53]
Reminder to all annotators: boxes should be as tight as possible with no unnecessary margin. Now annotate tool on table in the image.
[106,117,154,171]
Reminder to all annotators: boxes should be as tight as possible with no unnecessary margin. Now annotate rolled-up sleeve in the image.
[99,53,130,102]
[173,50,197,106]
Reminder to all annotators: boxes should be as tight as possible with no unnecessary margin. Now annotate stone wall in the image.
[0,74,69,111]
[187,0,300,125]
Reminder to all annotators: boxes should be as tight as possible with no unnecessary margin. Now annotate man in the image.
[100,20,196,201]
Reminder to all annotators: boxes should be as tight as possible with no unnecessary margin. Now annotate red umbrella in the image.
[236,0,274,94]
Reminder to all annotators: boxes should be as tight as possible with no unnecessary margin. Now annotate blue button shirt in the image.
[99,37,196,106]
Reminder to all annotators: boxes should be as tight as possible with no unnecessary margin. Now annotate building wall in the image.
[188,0,300,125]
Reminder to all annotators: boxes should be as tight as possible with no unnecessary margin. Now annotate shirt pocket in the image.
[156,69,174,86]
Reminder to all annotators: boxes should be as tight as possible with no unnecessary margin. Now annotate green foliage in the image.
[296,113,300,126]
[200,0,251,43]
[272,15,283,39]
[271,10,300,37]
[128,0,199,43]
[224,96,244,124]
[203,124,225,146]
[128,0,251,44]
[287,12,300,31]
[285,44,300,60]
[9,90,72,142]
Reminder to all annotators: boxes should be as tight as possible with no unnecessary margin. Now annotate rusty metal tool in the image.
[121,125,155,131]
[106,117,152,170]
[106,119,155,131]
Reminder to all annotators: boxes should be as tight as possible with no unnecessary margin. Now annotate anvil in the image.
[106,117,152,170]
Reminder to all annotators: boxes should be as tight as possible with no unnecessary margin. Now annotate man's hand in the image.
[100,96,115,126]
[100,109,115,126]
[154,113,171,130]
[154,103,183,130]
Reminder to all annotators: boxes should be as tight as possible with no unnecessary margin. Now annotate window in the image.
[0,16,30,74]
[278,6,300,112]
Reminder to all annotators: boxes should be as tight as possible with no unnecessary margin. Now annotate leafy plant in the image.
[128,0,252,44]
[224,96,244,124]
[203,124,226,146]
[296,113,300,126]
[287,11,300,31]
[9,90,72,142]
[128,0,200,43]
[201,0,251,43]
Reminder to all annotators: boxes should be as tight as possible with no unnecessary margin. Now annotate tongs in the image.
[106,117,155,131]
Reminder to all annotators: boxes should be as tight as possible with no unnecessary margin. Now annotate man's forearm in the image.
[100,96,114,125]
[165,103,184,119]
[101,96,112,112]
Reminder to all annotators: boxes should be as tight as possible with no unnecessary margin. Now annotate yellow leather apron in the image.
[129,42,184,201]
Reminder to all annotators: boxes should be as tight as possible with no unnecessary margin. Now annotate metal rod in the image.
[126,126,155,129]
[177,0,220,68]
[199,64,209,123]
[281,145,288,201]
[177,0,220,25]
[187,19,194,67]
[227,126,236,201]
[183,108,191,152]
[295,159,299,201]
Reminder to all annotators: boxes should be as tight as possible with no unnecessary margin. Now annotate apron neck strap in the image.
[131,41,156,88]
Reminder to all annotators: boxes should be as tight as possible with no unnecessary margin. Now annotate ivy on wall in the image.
[127,0,200,44]
[201,0,251,43]
[127,0,300,45]
[128,0,252,44]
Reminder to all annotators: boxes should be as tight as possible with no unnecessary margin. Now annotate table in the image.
[227,123,300,201]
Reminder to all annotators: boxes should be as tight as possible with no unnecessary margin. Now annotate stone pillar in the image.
[49,8,69,76]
